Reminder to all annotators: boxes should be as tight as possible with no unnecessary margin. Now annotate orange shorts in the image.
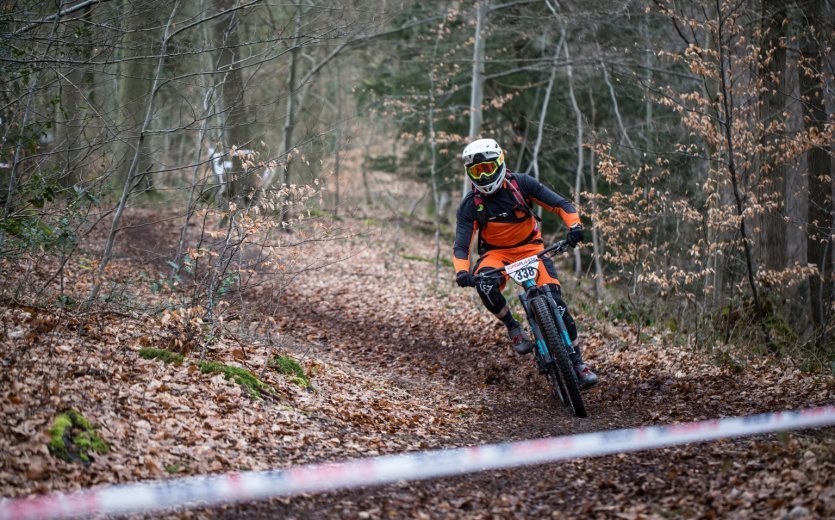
[474,241,560,290]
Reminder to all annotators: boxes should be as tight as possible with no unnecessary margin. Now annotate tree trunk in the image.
[529,28,565,190]
[214,0,253,204]
[564,39,584,275]
[281,3,302,223]
[588,88,605,301]
[117,0,160,190]
[332,57,342,218]
[800,0,834,335]
[462,1,487,200]
[361,125,374,207]
[758,0,789,272]
[56,4,93,188]
[87,1,180,306]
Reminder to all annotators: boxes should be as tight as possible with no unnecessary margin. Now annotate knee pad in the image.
[475,271,507,314]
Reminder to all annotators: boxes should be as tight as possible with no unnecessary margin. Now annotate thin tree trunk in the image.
[514,86,540,172]
[564,39,584,275]
[215,0,252,203]
[361,126,374,207]
[56,4,92,189]
[588,88,604,301]
[332,58,342,218]
[281,4,302,223]
[530,28,565,187]
[172,4,221,281]
[463,1,487,200]
[589,145,605,300]
[641,11,653,144]
[117,0,160,190]
[758,0,789,272]
[428,23,444,279]
[596,40,635,152]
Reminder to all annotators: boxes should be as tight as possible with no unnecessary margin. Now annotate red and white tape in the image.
[2,406,833,519]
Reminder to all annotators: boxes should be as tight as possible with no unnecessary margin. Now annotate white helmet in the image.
[462,138,506,195]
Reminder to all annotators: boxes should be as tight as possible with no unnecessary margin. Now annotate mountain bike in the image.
[475,240,587,418]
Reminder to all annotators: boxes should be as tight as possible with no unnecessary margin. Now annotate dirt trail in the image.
[219,221,833,519]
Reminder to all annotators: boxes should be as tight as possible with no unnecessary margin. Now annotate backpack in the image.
[472,172,541,231]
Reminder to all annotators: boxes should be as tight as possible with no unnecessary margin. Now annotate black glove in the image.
[566,224,584,247]
[456,270,476,288]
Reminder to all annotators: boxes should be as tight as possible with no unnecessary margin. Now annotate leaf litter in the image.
[0,209,832,518]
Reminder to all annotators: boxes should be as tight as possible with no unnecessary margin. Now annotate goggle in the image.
[466,159,501,181]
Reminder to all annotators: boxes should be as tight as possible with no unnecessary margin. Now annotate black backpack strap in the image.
[473,189,488,230]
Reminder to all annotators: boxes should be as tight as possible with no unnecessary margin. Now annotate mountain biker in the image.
[453,138,598,389]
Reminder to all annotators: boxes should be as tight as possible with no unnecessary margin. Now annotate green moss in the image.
[48,409,109,463]
[139,347,184,365]
[270,354,311,389]
[197,361,273,399]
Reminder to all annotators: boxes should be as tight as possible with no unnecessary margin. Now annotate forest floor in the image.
[0,208,833,519]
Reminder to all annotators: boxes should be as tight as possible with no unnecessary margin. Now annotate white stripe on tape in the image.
[2,406,833,519]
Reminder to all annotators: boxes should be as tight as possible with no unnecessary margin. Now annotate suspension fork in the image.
[541,285,577,358]
[518,286,553,364]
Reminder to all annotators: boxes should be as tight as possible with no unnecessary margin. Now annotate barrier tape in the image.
[2,406,833,519]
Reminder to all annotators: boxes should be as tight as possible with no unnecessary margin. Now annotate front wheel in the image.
[531,297,587,418]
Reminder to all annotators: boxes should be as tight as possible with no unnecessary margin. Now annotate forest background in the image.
[1,0,833,367]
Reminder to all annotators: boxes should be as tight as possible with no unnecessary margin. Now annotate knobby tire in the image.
[531,297,587,418]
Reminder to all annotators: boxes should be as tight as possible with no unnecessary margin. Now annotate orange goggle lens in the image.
[466,160,500,180]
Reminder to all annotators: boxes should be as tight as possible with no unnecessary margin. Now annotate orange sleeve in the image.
[558,208,581,228]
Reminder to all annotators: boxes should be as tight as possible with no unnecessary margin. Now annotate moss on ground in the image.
[48,409,109,463]
[137,347,278,399]
[270,354,311,389]
[197,360,274,399]
[139,347,184,364]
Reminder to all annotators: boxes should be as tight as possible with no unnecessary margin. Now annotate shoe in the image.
[573,361,599,389]
[508,325,533,355]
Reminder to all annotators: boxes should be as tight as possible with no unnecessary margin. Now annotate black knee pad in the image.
[544,284,577,341]
[474,269,507,314]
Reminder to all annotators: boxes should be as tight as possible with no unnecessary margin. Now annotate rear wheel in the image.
[531,297,587,418]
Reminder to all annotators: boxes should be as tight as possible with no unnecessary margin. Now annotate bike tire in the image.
[531,297,587,418]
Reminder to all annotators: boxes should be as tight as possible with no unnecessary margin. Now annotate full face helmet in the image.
[462,138,506,195]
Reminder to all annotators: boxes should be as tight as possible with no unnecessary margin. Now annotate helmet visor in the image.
[466,159,501,181]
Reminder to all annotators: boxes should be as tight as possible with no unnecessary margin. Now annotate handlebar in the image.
[473,240,572,280]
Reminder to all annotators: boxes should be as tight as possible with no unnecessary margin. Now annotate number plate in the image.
[505,255,539,284]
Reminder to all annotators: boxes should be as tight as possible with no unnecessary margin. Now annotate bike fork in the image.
[519,293,552,364]
[544,293,577,359]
